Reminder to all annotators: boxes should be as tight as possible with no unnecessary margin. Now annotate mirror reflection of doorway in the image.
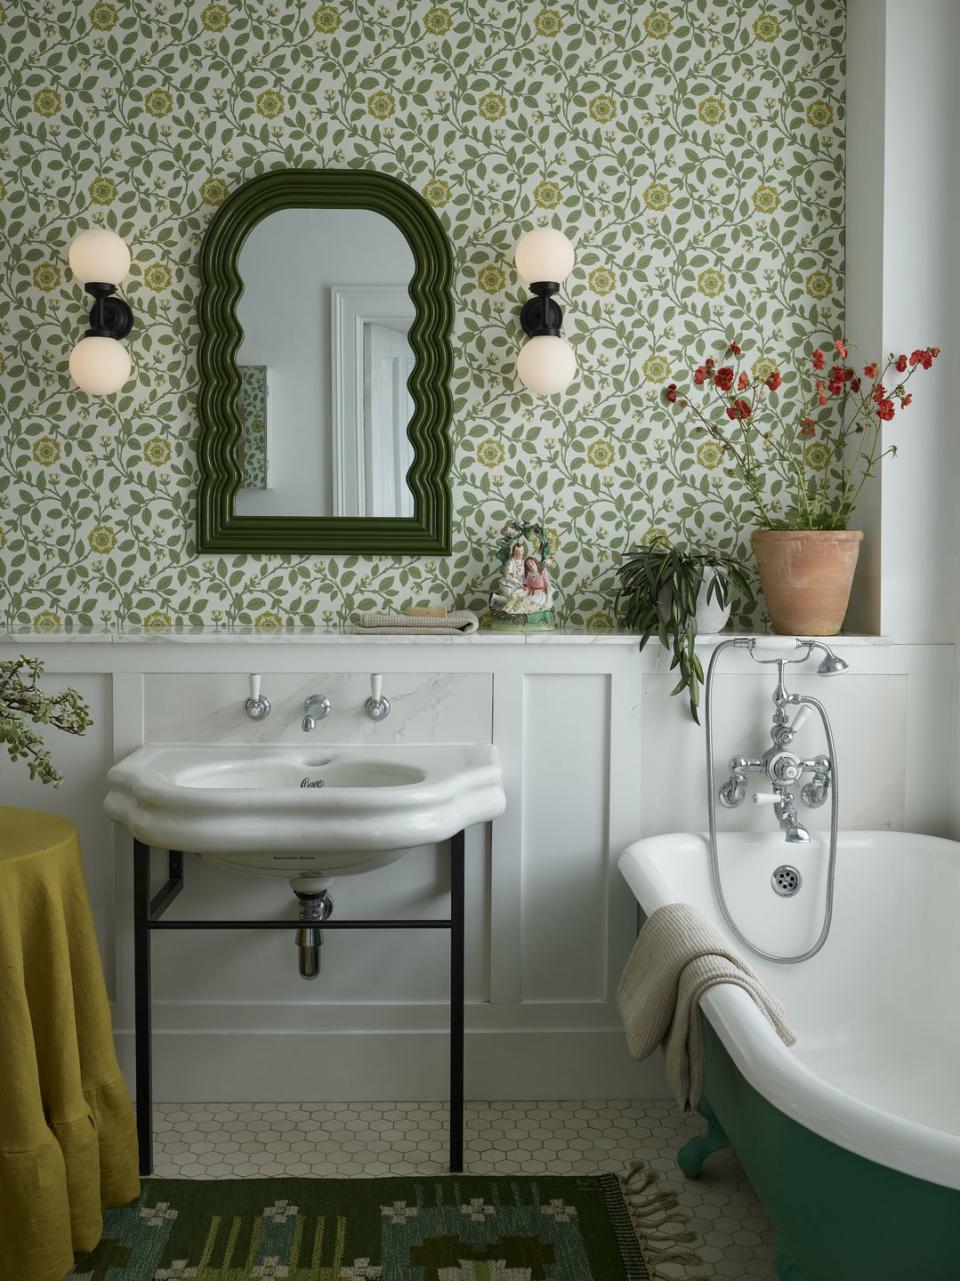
[329,285,416,518]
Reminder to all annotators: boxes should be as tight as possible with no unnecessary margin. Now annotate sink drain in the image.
[771,864,802,897]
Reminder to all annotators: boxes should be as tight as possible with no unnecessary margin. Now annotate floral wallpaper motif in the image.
[237,364,268,489]
[0,0,844,630]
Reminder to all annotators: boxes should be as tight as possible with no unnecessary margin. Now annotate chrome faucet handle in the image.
[302,693,331,732]
[790,705,814,733]
[364,673,391,722]
[801,755,832,808]
[755,788,811,842]
[719,756,749,808]
[719,779,745,808]
[752,791,781,805]
[245,672,271,721]
[775,702,813,746]
[766,749,804,785]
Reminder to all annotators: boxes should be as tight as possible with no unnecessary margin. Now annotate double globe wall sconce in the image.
[514,227,577,396]
[65,224,576,398]
[67,228,134,395]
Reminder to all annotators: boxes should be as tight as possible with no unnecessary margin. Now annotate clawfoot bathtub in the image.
[619,830,960,1281]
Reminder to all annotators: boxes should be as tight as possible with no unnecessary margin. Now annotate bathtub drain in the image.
[771,865,802,897]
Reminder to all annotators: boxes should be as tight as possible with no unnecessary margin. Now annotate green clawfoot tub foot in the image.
[775,1239,814,1280]
[677,1099,730,1178]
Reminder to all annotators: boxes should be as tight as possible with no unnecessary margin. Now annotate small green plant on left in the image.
[0,656,93,785]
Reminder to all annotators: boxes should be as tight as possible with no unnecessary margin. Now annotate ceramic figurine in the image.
[489,520,555,631]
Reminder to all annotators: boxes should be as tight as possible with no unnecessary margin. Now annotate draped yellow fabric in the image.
[0,807,139,1281]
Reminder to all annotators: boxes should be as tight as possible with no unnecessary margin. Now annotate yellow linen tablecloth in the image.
[0,807,139,1281]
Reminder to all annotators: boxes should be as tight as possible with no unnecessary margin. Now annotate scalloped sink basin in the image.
[177,757,425,791]
[105,743,505,885]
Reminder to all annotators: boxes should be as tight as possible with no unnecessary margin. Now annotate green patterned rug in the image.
[68,1174,653,1280]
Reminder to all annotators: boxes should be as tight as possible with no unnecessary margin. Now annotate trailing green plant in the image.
[0,656,93,785]
[616,544,753,723]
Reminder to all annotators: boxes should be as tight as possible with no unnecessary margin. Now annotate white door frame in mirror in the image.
[331,286,416,518]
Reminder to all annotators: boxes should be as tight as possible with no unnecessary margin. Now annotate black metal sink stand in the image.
[133,830,465,1175]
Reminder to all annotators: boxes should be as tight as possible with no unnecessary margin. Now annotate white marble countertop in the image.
[0,625,895,647]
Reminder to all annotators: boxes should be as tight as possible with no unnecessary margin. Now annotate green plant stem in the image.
[680,397,774,526]
[675,345,934,531]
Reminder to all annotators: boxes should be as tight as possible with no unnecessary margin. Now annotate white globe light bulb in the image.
[69,336,131,395]
[516,335,577,395]
[68,228,131,285]
[514,228,575,284]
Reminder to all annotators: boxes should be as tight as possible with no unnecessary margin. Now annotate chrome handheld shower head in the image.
[799,639,850,676]
[816,650,849,676]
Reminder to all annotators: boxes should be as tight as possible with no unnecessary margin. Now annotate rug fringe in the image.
[620,1159,711,1281]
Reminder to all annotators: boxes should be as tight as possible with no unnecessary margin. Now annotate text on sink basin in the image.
[300,777,325,789]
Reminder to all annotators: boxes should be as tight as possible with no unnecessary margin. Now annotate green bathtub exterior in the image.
[680,1021,959,1280]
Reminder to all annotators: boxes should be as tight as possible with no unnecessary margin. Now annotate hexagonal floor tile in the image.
[151,1099,778,1276]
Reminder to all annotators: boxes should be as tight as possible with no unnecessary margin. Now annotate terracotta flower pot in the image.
[751,530,863,636]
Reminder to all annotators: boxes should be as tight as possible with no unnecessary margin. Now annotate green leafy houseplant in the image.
[0,657,93,786]
[616,545,753,723]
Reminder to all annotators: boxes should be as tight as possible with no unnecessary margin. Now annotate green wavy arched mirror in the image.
[196,168,453,554]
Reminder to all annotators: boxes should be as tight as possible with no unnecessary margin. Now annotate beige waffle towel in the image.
[353,610,480,635]
[616,902,795,1111]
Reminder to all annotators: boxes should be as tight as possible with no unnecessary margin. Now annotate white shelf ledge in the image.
[0,625,897,647]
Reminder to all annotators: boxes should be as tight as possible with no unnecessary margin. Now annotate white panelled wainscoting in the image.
[0,630,951,1104]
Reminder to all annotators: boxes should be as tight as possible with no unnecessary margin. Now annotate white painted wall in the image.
[847,0,960,644]
[0,633,950,1103]
[842,0,885,635]
[853,0,960,841]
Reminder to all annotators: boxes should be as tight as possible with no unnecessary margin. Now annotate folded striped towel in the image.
[353,610,481,635]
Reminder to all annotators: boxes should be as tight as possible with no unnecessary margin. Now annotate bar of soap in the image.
[404,606,448,617]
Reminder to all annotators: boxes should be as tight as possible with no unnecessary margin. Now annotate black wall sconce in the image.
[514,227,577,395]
[67,228,134,395]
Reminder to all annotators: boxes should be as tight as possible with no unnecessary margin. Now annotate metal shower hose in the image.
[703,638,840,963]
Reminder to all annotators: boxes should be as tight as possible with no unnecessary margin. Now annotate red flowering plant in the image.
[664,339,940,531]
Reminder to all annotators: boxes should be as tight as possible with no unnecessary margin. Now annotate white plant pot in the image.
[658,567,732,635]
[696,567,732,633]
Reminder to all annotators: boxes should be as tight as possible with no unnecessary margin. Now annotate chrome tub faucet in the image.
[717,639,846,846]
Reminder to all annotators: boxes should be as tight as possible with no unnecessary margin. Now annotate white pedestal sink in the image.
[106,743,505,890]
[109,743,504,1176]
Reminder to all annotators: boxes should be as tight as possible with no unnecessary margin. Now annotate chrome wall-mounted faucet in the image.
[301,693,332,731]
[244,673,271,720]
[364,673,390,722]
[717,641,846,844]
[704,636,848,964]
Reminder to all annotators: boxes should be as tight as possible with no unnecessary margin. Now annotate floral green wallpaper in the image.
[0,0,844,631]
[237,364,268,489]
